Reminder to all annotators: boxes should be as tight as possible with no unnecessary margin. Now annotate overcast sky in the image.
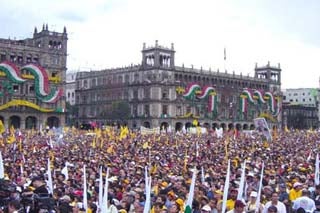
[1,0,319,89]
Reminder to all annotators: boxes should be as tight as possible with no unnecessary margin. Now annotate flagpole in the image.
[224,47,226,72]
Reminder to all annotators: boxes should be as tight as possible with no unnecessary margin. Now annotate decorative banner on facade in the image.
[253,89,266,104]
[0,61,26,83]
[240,88,281,117]
[182,83,201,100]
[0,61,63,103]
[179,84,218,114]
[0,99,55,112]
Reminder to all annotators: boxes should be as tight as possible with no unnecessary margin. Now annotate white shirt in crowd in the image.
[262,201,287,213]
[292,196,316,213]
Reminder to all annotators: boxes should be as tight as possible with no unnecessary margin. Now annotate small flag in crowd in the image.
[185,167,197,213]
[0,152,4,178]
[0,120,5,134]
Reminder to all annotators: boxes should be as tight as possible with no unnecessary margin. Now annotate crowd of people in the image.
[0,126,320,213]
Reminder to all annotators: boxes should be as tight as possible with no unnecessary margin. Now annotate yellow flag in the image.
[107,145,113,154]
[10,125,14,135]
[192,119,198,126]
[91,137,96,148]
[142,141,149,149]
[0,120,5,134]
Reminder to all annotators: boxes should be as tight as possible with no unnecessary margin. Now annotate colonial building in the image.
[66,72,77,106]
[75,41,282,130]
[282,88,319,129]
[0,24,67,129]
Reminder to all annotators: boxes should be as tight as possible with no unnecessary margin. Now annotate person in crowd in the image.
[292,189,316,213]
[263,192,286,213]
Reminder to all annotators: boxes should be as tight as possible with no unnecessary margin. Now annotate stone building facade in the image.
[0,24,67,129]
[75,41,282,130]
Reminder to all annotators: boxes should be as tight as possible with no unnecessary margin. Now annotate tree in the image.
[65,101,78,126]
[109,101,130,123]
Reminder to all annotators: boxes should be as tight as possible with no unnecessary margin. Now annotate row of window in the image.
[174,74,268,90]
[287,92,311,96]
[0,53,39,64]
[76,72,268,90]
[78,104,259,119]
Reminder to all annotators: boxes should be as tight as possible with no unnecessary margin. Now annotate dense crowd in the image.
[0,127,320,213]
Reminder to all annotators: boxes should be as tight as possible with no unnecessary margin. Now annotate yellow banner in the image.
[0,99,55,112]
[259,112,277,122]
[0,71,61,83]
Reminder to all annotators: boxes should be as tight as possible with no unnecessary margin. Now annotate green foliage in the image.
[109,101,130,121]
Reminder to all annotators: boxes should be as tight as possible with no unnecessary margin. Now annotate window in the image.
[10,55,16,62]
[0,54,6,61]
[144,105,150,116]
[176,106,182,116]
[30,85,34,93]
[68,92,70,98]
[162,88,169,99]
[144,88,150,99]
[133,90,138,99]
[162,105,168,115]
[186,106,191,114]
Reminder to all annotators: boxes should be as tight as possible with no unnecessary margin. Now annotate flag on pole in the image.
[255,162,264,213]
[0,152,4,178]
[224,47,226,60]
[47,159,53,194]
[184,167,197,213]
[101,168,109,213]
[143,167,152,213]
[315,154,319,185]
[61,163,69,181]
[221,160,231,213]
[237,160,246,200]
[98,167,103,210]
[201,167,205,184]
[0,120,5,134]
[83,165,88,211]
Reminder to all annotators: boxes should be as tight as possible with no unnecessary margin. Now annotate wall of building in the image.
[74,42,282,130]
[0,24,67,129]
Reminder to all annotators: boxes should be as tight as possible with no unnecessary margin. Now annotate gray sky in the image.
[1,0,319,89]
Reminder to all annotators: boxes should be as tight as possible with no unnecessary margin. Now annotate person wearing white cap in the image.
[201,204,212,213]
[289,182,303,202]
[245,191,264,213]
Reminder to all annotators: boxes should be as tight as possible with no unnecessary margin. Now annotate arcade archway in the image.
[220,123,226,131]
[143,121,151,128]
[185,122,192,130]
[243,124,249,130]
[175,122,183,131]
[47,116,60,128]
[203,123,210,129]
[212,123,218,130]
[228,123,234,130]
[25,116,37,129]
[160,122,169,131]
[250,124,255,130]
[9,116,21,129]
[235,123,242,130]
